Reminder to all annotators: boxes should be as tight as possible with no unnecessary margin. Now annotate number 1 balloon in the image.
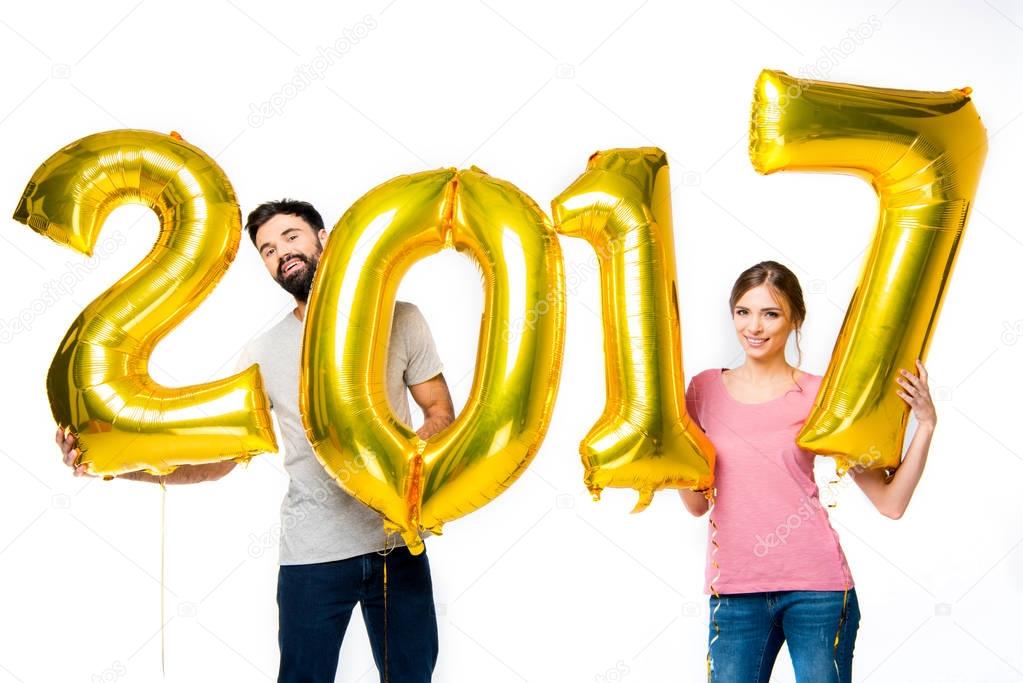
[552,148,715,511]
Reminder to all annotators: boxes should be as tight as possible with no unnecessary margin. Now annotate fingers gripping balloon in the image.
[13,130,278,476]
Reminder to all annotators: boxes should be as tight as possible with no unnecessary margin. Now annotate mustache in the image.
[274,250,321,303]
[277,254,312,279]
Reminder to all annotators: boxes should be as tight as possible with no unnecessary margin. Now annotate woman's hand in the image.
[678,488,710,517]
[852,358,937,519]
[895,359,936,428]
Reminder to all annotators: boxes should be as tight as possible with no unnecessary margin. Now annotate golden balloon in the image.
[301,167,565,552]
[552,147,715,511]
[749,70,987,472]
[13,130,277,476]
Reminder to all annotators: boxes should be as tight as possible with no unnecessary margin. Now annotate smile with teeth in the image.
[745,336,768,347]
[282,258,304,275]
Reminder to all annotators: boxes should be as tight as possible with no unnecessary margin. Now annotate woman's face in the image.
[732,284,795,361]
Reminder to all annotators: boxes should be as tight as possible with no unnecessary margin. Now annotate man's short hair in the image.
[245,199,325,247]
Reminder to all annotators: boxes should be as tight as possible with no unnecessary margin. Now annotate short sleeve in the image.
[401,304,444,386]
[685,375,704,431]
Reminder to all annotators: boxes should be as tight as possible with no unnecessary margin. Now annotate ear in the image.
[318,228,328,244]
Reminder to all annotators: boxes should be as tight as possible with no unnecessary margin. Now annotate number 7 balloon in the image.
[13,130,278,476]
[749,70,987,473]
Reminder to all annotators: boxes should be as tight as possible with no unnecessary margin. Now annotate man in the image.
[58,199,454,682]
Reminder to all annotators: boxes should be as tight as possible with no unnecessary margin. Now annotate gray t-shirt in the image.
[236,301,443,565]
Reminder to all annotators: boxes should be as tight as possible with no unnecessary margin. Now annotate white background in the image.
[1,1,1021,681]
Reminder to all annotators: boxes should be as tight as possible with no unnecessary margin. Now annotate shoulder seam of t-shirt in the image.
[396,301,444,386]
[399,300,415,363]
[406,364,444,387]
[251,310,300,350]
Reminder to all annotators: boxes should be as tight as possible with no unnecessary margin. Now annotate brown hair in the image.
[729,260,806,389]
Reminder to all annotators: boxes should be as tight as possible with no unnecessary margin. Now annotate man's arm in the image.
[400,303,452,439]
[118,461,237,484]
[409,374,455,440]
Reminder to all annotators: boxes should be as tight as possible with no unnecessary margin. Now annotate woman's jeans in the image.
[277,546,438,683]
[707,588,860,683]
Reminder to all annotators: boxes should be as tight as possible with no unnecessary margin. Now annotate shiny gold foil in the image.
[552,148,715,510]
[301,167,565,552]
[13,130,277,476]
[749,70,987,472]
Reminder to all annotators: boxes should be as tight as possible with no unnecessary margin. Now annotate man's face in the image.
[254,213,327,302]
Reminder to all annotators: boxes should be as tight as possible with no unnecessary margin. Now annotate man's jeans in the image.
[707,588,860,683]
[277,546,438,682]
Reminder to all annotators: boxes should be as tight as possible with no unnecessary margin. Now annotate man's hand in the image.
[416,415,453,440]
[410,374,455,440]
[56,426,95,478]
[54,425,237,483]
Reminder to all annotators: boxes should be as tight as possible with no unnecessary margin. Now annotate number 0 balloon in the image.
[301,167,565,552]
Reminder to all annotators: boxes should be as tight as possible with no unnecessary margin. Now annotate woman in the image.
[679,261,937,682]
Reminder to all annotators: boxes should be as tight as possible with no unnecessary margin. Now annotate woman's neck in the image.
[729,355,797,385]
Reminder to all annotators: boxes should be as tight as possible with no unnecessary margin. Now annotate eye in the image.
[766,312,779,318]
[289,234,297,240]
[265,248,275,257]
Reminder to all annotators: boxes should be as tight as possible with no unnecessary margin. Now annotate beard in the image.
[275,246,321,302]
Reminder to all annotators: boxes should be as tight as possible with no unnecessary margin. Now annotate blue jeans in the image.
[277,546,438,682]
[707,589,860,683]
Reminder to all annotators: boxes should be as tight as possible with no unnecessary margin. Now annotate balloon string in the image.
[824,467,851,673]
[705,487,720,682]
[832,586,850,676]
[383,555,389,683]
[159,478,167,678]
[377,531,397,683]
[826,474,840,509]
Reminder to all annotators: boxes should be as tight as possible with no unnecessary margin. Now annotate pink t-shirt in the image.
[686,368,854,595]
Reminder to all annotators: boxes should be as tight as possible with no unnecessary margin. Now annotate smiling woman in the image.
[679,259,939,682]
[726,261,806,400]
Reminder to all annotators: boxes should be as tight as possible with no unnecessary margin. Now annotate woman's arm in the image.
[678,489,710,517]
[851,359,936,519]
